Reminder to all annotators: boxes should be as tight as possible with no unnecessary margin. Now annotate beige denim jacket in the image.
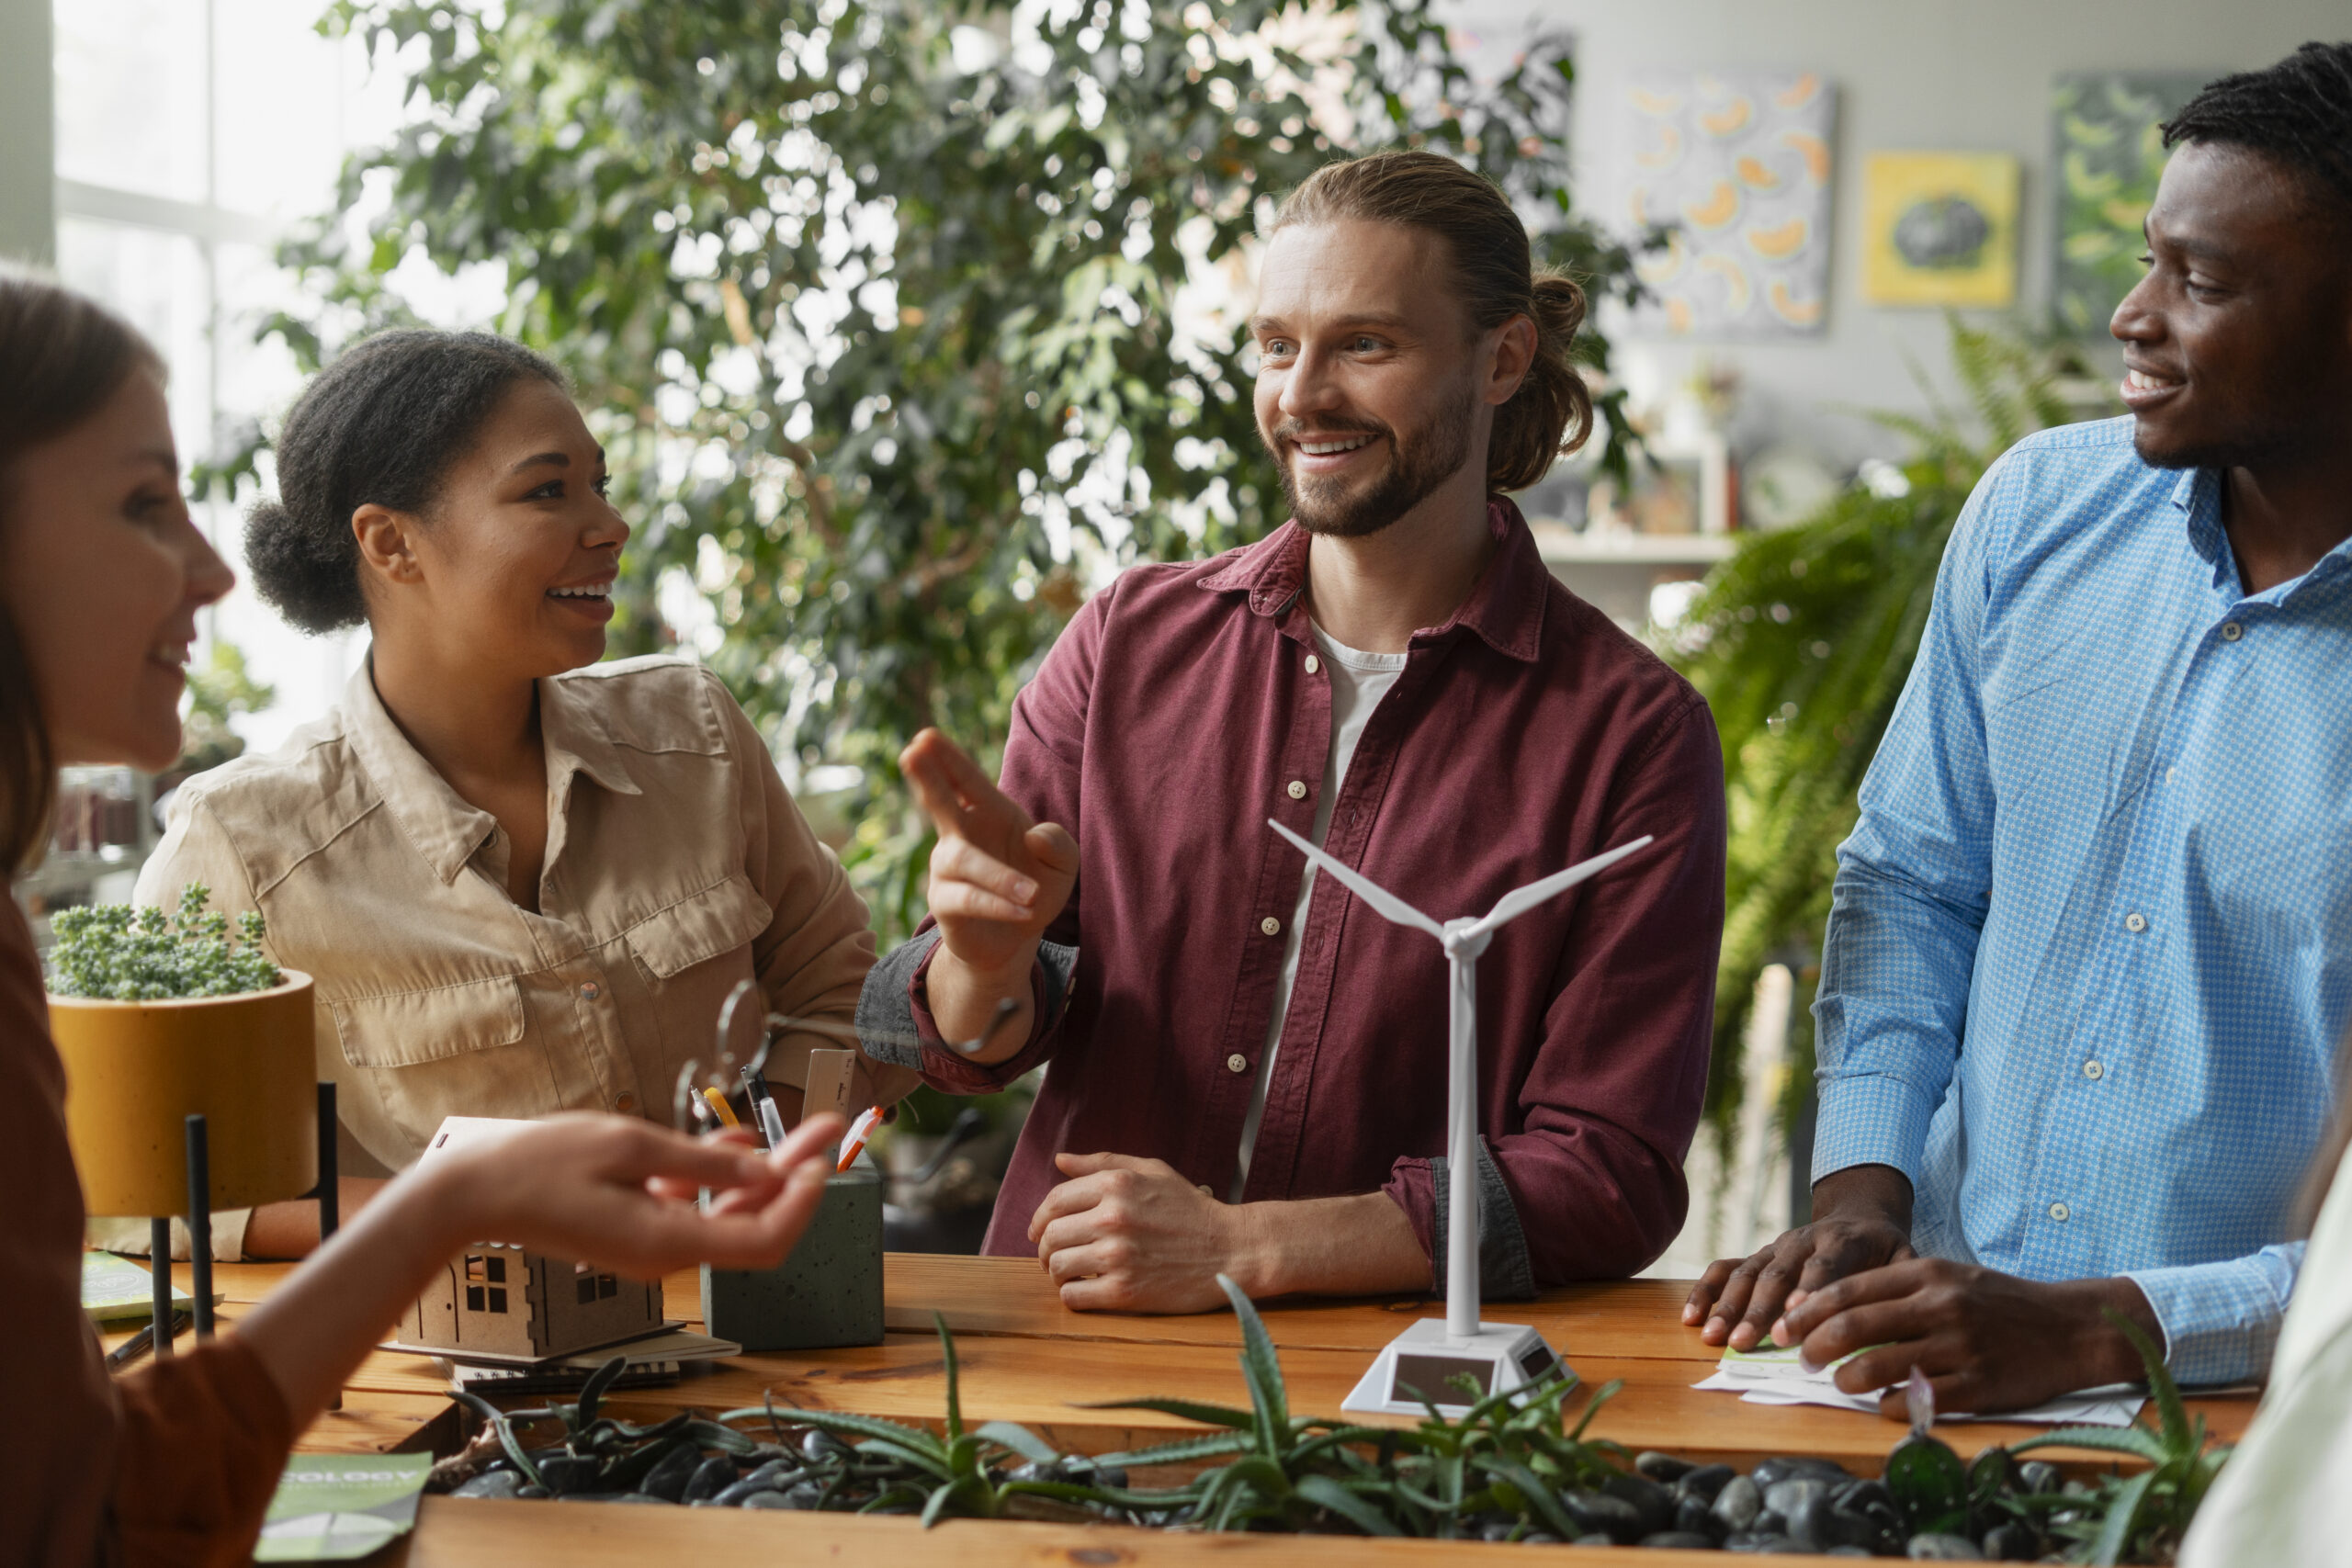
[100,656,910,1260]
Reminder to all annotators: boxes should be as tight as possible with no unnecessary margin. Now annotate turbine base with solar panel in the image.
[1263,818,1653,1418]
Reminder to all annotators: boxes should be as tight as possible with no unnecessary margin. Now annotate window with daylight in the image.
[48,0,410,753]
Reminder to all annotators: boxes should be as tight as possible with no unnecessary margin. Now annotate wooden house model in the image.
[400,1117,664,1359]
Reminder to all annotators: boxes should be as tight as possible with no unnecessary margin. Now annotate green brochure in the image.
[253,1454,431,1562]
[81,1251,191,1324]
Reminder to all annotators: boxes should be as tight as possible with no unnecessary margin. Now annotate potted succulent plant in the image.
[46,885,317,1218]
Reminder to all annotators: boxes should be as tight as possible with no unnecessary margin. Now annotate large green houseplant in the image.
[254,0,1644,940]
[1671,321,2113,1148]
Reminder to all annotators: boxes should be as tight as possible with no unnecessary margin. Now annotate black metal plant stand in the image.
[146,1082,338,1360]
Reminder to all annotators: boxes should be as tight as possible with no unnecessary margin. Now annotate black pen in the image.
[107,1308,192,1371]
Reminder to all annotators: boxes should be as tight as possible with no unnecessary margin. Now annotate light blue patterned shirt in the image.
[1815,416,2349,1386]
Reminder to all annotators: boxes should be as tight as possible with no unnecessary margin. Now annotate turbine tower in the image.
[1266,818,1653,1413]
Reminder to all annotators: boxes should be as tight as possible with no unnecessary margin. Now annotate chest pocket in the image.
[330,974,528,1068]
[622,874,774,980]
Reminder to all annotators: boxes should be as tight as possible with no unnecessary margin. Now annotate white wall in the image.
[1450,0,2349,467]
[0,0,54,264]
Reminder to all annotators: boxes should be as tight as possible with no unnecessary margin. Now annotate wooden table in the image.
[146,1255,2256,1564]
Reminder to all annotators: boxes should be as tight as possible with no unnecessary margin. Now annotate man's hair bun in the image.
[244,330,565,635]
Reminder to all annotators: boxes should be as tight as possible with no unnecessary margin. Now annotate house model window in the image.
[401,1117,666,1360]
[464,1253,508,1314]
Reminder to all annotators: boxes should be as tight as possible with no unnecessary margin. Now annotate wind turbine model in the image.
[1265,818,1654,1416]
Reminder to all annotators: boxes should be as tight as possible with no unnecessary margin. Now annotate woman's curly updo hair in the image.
[1269,151,1594,495]
[247,330,567,634]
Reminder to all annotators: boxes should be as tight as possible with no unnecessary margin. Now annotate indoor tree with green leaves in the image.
[264,0,1641,939]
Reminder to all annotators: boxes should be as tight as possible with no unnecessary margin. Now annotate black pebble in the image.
[801,1430,854,1464]
[1906,1532,1985,1560]
[1679,1463,1737,1504]
[713,1461,794,1506]
[1559,1489,1646,1544]
[1601,1471,1677,1537]
[537,1455,599,1496]
[1636,1450,1697,1483]
[779,1482,827,1510]
[1981,1522,2038,1560]
[1751,1456,1852,1490]
[2017,1461,2063,1495]
[1713,1474,1763,1532]
[1676,1495,1730,1542]
[1007,1460,1069,1484]
[740,1491,795,1509]
[1481,1522,1517,1541]
[1086,1465,1128,1490]
[1522,1533,1561,1545]
[681,1454,738,1504]
[514,1485,550,1500]
[639,1444,702,1504]
[450,1470,522,1499]
[1640,1530,1721,1550]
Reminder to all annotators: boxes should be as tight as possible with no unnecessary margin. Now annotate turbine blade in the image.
[1265,819,1444,939]
[1465,835,1656,937]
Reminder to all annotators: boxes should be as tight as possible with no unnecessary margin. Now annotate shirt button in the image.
[1304,654,1320,675]
[1285,780,1308,800]
[1260,916,1281,936]
[2124,912,2147,933]
[2083,1060,2105,1080]
[2049,1202,2071,1223]
[614,1091,637,1113]
[2165,766,2177,784]
[580,981,602,1000]
[1226,1053,1249,1074]
[2220,621,2243,642]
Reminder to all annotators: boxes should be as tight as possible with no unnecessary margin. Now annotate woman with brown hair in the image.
[0,268,846,1566]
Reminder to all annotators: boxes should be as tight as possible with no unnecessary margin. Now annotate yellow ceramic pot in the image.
[50,971,319,1217]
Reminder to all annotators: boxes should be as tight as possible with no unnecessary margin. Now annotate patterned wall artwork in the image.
[1862,152,2020,308]
[1614,71,1838,340]
[2052,73,2210,334]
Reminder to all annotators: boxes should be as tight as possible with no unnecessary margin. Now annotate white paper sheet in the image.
[1690,1364,2144,1427]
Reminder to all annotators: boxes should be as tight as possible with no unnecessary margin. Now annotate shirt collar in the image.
[1197,496,1548,663]
[341,659,500,886]
[538,672,647,802]
[341,660,644,887]
[2176,463,2352,604]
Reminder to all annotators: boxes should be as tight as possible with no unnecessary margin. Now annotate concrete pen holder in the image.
[702,1160,885,1351]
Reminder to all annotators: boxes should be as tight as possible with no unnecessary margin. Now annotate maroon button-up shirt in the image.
[869,501,1724,1285]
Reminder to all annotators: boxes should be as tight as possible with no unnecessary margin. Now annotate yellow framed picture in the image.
[1861,152,2019,308]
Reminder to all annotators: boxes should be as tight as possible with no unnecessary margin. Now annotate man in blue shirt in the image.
[1686,42,2352,1414]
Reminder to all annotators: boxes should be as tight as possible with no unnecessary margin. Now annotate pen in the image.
[701,1087,741,1128]
[741,1065,786,1150]
[836,1105,885,1171]
[107,1308,192,1371]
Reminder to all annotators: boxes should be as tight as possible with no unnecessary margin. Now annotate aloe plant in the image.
[2008,1312,2232,1566]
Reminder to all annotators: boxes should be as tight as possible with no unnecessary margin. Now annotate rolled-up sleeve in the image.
[859,591,1102,1095]
[1813,466,2010,1186]
[2127,1242,2304,1386]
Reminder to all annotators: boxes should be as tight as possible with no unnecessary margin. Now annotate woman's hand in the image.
[424,1113,844,1279]
[238,1112,844,1422]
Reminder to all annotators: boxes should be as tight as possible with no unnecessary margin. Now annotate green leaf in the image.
[2010,1426,2169,1464]
[1083,1431,1253,1469]
[1079,1396,1260,1431]
[453,1391,541,1486]
[935,1311,962,1442]
[1294,1473,1402,1536]
[1216,1272,1290,1454]
[2089,1468,2159,1565]
[973,1420,1057,1464]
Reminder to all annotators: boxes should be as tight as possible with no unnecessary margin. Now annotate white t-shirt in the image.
[1233,622,1408,1200]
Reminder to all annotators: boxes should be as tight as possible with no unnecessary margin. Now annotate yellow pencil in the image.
[701,1087,740,1127]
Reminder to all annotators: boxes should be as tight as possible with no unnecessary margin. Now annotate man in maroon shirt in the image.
[858,152,1724,1311]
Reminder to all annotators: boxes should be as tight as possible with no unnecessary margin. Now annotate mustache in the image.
[1266,415,1393,447]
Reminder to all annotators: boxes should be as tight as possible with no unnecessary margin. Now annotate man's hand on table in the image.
[1029,1153,1265,1312]
[902,728,1078,1063]
[1779,1261,2165,1417]
[1029,1156,1434,1312]
[1685,1163,1916,1349]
